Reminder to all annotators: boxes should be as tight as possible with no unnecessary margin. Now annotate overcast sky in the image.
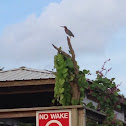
[0,0,126,96]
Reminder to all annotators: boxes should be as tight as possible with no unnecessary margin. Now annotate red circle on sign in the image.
[48,123,59,126]
[45,120,62,126]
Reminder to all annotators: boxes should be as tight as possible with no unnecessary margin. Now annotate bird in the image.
[60,26,74,38]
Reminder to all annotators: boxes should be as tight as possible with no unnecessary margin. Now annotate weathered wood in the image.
[67,37,80,101]
[70,82,80,100]
[0,111,35,118]
[0,105,125,125]
[67,37,79,77]
[0,105,84,119]
[0,79,55,87]
[0,105,84,112]
[79,108,86,126]
[71,108,78,126]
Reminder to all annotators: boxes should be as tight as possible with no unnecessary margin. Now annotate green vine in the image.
[53,41,124,125]
[85,60,124,126]
[78,69,89,103]
[53,51,90,105]
[53,53,73,105]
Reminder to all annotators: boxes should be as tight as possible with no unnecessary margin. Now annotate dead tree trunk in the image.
[67,37,80,101]
[53,37,80,103]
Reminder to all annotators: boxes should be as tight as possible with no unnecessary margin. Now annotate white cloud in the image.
[0,0,126,95]
[1,0,126,64]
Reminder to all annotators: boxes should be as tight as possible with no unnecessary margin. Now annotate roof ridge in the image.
[0,67,54,74]
[21,67,53,74]
[0,68,21,73]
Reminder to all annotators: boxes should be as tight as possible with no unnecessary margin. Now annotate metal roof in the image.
[0,66,55,81]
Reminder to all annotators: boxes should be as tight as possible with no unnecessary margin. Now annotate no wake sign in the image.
[36,110,71,126]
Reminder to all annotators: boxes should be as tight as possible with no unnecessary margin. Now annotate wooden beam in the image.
[0,110,35,118]
[0,105,84,119]
[0,85,54,95]
[0,79,55,87]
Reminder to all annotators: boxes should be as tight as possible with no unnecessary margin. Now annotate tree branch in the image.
[52,44,72,58]
[67,37,80,100]
[67,37,79,78]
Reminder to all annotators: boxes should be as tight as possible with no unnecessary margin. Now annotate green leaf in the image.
[52,99,55,104]
[60,94,64,101]
[62,68,68,73]
[111,78,115,81]
[84,82,89,89]
[69,74,75,81]
[71,99,79,105]
[86,102,95,109]
[106,98,110,103]
[80,87,84,92]
[114,91,118,96]
[66,58,74,68]
[83,69,90,74]
[117,105,121,110]
[59,79,65,85]
[59,88,64,93]
[92,93,97,97]
[80,97,84,103]
[63,73,68,78]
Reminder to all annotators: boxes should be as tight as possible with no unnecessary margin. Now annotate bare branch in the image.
[67,37,80,99]
[67,37,79,77]
[52,44,72,58]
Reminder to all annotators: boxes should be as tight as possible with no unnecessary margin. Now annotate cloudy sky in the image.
[0,0,126,95]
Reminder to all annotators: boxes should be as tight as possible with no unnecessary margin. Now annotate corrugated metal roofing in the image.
[0,66,55,81]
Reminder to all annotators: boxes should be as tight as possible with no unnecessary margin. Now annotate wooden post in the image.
[71,108,78,126]
[71,106,86,126]
[78,108,86,126]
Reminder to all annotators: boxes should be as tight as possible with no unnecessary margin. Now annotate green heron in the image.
[61,26,74,38]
